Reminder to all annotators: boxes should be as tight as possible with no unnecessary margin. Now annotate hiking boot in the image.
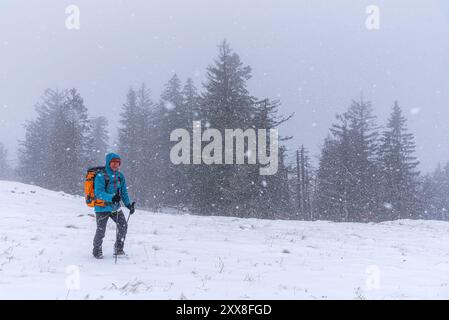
[114,248,126,256]
[114,239,126,255]
[92,247,103,259]
[114,243,126,256]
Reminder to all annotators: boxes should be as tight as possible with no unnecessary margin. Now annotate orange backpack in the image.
[84,167,109,207]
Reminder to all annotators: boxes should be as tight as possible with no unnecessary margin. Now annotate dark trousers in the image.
[93,211,128,250]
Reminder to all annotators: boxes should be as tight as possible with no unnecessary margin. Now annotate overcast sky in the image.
[0,0,448,172]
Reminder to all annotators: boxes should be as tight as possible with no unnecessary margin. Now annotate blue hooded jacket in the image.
[94,152,131,213]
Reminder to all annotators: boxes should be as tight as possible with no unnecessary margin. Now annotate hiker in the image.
[92,152,135,259]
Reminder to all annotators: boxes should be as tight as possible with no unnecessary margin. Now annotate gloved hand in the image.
[112,192,121,204]
[127,202,136,215]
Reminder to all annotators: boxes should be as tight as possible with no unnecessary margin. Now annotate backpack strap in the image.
[103,169,121,192]
[102,168,110,190]
[116,173,122,192]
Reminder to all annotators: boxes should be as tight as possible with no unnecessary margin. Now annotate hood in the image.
[105,152,121,175]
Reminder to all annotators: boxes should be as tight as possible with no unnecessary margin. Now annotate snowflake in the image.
[164,101,175,111]
[410,108,420,115]
[383,202,393,210]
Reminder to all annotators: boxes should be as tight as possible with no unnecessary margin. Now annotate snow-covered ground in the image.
[1,180,449,299]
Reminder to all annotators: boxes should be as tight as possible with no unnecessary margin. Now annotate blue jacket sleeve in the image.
[94,173,114,202]
[120,174,131,207]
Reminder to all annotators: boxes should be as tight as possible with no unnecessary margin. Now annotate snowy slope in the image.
[1,180,449,299]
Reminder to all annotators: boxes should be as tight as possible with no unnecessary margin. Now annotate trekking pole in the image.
[114,210,118,264]
[114,218,118,264]
[114,187,120,265]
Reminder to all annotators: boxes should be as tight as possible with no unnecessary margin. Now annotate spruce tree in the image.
[90,116,109,164]
[378,101,420,220]
[316,98,380,222]
[181,78,201,211]
[316,134,350,221]
[197,40,257,216]
[419,163,449,220]
[251,99,293,219]
[118,85,155,207]
[18,88,92,194]
[136,83,160,209]
[56,88,92,194]
[160,74,190,209]
[18,89,65,188]
[182,78,200,122]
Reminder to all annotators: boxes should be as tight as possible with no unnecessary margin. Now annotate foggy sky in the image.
[1,0,448,173]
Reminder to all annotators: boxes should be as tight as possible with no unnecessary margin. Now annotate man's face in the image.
[110,158,121,172]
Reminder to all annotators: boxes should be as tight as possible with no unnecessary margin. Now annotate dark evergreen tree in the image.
[186,42,294,218]
[419,163,449,220]
[251,99,293,219]
[182,78,201,122]
[316,98,381,222]
[17,88,92,194]
[316,134,350,221]
[118,85,155,207]
[56,88,93,194]
[90,116,109,164]
[195,40,257,216]
[18,89,64,188]
[378,101,420,220]
[181,78,201,211]
[159,74,191,209]
[136,83,161,210]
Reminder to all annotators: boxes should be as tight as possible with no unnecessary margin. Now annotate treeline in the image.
[112,41,293,218]
[10,40,449,222]
[15,88,108,194]
[313,100,420,222]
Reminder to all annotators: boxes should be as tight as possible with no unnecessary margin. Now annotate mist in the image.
[0,0,448,172]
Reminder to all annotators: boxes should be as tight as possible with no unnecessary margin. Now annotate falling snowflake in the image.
[164,101,175,111]
[410,108,420,115]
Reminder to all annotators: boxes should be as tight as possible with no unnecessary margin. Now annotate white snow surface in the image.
[1,180,449,299]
